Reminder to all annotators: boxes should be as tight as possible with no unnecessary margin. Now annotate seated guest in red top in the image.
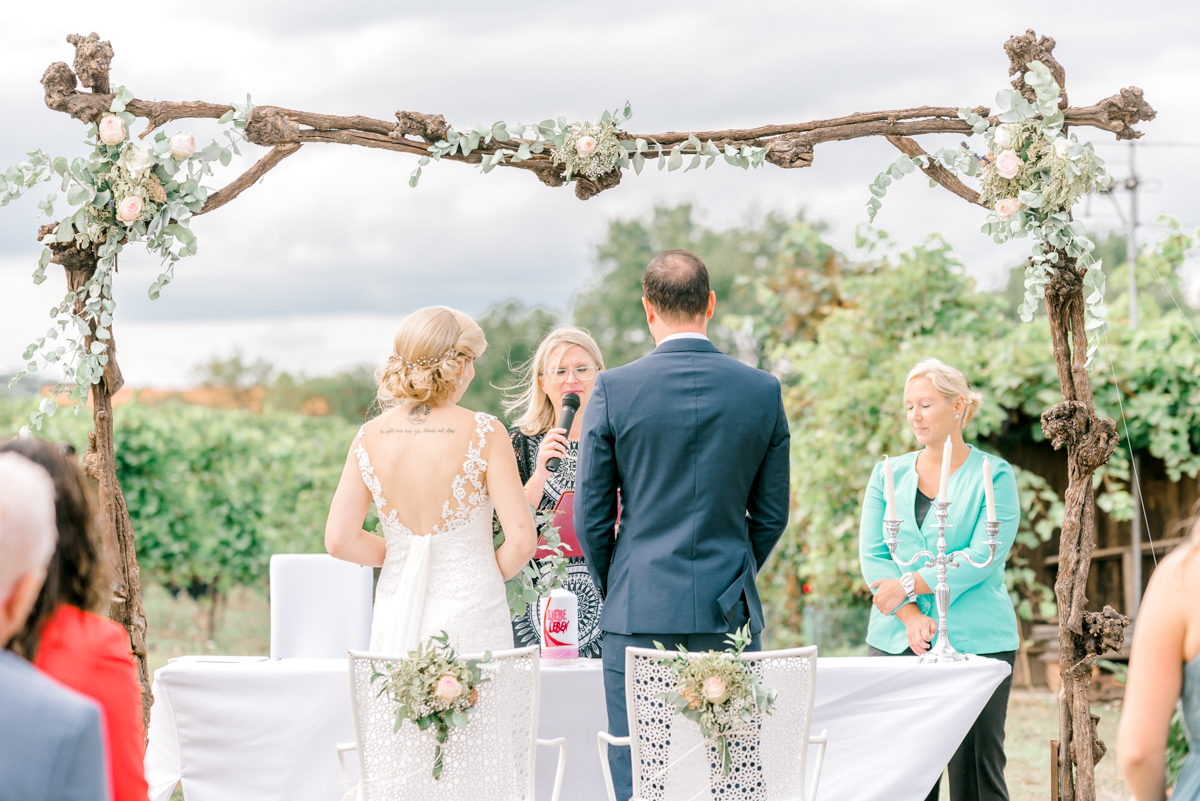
[2,438,149,801]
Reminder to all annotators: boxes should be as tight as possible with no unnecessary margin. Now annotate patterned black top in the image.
[509,428,604,658]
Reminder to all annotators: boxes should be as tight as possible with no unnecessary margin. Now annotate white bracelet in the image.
[899,572,918,604]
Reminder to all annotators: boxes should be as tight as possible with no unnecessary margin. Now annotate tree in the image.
[573,204,801,366]
[459,300,559,422]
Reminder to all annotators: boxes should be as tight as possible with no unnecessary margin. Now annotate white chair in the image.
[338,645,567,801]
[269,554,373,659]
[598,646,827,801]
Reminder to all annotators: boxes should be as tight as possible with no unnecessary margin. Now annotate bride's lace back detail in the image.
[434,413,492,535]
[354,411,496,538]
[358,410,513,657]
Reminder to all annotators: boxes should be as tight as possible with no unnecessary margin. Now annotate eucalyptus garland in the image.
[410,103,770,187]
[1,87,254,432]
[865,60,1113,362]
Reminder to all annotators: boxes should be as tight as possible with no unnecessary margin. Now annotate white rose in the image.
[995,150,1023,180]
[1053,137,1071,157]
[115,195,144,223]
[119,144,155,176]
[169,132,196,160]
[995,198,1021,221]
[98,115,126,146]
[575,136,598,157]
[993,124,1014,150]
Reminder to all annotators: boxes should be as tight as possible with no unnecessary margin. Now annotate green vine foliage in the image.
[0,400,359,605]
[735,222,1200,644]
[3,89,254,432]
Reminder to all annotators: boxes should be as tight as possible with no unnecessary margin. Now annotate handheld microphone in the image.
[547,392,580,473]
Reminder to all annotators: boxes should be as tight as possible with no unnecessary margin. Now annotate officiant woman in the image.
[506,327,606,657]
[858,358,1020,801]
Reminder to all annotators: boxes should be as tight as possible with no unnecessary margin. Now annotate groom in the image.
[575,249,791,800]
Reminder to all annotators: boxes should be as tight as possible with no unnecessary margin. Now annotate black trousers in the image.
[601,604,758,801]
[868,646,1016,801]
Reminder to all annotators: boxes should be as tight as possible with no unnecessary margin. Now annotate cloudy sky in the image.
[2,1,1197,386]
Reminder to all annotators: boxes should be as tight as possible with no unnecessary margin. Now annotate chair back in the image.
[269,554,372,659]
[624,645,818,800]
[348,646,540,800]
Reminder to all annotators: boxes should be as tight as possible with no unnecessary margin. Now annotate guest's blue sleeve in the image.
[745,383,790,570]
[917,457,1019,597]
[859,461,903,609]
[52,702,110,801]
[574,373,619,596]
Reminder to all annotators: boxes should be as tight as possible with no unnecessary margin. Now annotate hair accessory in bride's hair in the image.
[393,348,457,369]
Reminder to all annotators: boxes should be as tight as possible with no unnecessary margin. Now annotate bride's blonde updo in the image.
[375,306,487,410]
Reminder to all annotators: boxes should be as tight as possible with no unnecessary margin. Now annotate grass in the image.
[143,587,1130,799]
[1002,691,1127,801]
[143,582,270,676]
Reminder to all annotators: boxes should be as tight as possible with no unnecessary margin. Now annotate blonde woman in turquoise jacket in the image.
[859,358,1020,801]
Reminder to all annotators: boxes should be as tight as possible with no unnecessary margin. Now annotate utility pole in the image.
[1125,140,1143,619]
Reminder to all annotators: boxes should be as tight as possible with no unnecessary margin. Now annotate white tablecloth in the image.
[145,654,1008,801]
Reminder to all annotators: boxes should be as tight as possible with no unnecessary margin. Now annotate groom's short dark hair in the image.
[643,250,711,321]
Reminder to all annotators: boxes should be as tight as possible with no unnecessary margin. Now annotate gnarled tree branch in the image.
[885,135,985,207]
[40,32,1156,204]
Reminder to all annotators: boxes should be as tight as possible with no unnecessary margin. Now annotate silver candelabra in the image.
[883,502,1001,663]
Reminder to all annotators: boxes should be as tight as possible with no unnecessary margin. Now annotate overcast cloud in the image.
[2,1,1197,386]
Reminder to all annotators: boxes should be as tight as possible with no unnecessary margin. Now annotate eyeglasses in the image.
[542,366,599,383]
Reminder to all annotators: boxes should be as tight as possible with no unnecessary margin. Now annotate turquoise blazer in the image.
[858,445,1020,655]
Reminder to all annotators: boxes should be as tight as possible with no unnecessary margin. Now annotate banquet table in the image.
[145,653,1009,801]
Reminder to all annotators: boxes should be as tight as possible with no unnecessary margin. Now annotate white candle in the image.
[983,456,997,522]
[937,435,953,502]
[883,456,897,521]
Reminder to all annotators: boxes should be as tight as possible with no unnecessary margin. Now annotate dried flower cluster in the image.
[551,117,625,181]
[656,625,777,775]
[370,631,490,780]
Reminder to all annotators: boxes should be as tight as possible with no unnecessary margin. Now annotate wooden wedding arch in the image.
[20,29,1155,801]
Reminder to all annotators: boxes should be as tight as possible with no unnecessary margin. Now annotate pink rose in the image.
[434,674,463,702]
[98,115,126,146]
[116,195,143,224]
[169,132,196,160]
[995,150,1022,180]
[575,136,598,157]
[702,676,730,704]
[995,199,1021,221]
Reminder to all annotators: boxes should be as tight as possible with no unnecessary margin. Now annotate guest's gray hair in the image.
[0,452,58,599]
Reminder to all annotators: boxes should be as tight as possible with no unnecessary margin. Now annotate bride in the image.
[325,306,538,656]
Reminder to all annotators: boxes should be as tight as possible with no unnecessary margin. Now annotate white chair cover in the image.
[269,554,373,659]
[602,646,827,801]
[346,645,564,801]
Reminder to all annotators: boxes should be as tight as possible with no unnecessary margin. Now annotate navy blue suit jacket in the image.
[574,337,790,636]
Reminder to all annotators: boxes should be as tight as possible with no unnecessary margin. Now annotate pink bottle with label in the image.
[538,588,579,660]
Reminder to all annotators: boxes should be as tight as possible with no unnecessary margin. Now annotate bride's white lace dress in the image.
[356,411,514,656]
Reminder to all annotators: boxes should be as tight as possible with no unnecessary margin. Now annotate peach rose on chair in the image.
[995,199,1021,222]
[702,676,730,705]
[98,115,126,146]
[434,674,463,703]
[995,150,1023,180]
[115,195,144,223]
